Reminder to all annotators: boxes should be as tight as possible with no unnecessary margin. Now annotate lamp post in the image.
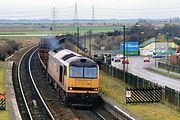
[154,27,159,67]
[123,25,126,82]
[77,27,79,53]
[166,32,170,73]
[154,37,157,67]
[87,30,92,58]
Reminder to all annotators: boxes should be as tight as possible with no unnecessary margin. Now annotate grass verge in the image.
[146,67,180,79]
[99,71,180,120]
[0,62,9,120]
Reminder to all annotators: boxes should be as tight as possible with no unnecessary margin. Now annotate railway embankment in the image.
[5,61,21,120]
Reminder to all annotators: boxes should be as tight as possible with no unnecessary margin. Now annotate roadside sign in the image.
[0,95,5,99]
[0,93,6,110]
[126,91,131,98]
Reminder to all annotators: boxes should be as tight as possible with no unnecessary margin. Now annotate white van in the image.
[111,54,127,68]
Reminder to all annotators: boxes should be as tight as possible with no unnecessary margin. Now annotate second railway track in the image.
[12,46,54,120]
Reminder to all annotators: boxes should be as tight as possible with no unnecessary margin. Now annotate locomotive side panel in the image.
[48,54,66,90]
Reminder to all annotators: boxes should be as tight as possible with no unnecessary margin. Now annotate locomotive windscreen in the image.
[70,65,97,79]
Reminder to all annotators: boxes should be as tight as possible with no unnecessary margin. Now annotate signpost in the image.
[120,42,139,55]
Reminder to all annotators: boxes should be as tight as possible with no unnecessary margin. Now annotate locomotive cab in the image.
[47,49,99,105]
[66,58,99,104]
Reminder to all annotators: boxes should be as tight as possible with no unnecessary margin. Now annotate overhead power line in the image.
[92,5,95,24]
[74,3,79,24]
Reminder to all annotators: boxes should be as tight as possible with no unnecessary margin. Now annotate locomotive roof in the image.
[49,49,96,66]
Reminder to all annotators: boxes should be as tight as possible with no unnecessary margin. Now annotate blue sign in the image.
[120,42,139,55]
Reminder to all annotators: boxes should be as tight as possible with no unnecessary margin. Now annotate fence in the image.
[158,62,180,73]
[101,62,180,109]
[101,63,159,88]
[164,86,180,109]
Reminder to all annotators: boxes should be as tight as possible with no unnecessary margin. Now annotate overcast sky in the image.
[0,0,180,19]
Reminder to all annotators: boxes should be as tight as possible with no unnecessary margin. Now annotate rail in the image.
[17,46,37,120]
[29,48,55,120]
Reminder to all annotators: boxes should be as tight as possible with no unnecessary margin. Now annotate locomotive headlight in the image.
[94,88,98,91]
[69,87,72,90]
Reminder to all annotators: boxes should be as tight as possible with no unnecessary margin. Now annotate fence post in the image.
[179,92,180,109]
[112,66,114,77]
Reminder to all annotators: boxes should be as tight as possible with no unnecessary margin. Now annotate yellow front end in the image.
[66,77,99,94]
[65,66,99,94]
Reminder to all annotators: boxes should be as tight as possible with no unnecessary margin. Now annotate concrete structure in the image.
[5,61,22,120]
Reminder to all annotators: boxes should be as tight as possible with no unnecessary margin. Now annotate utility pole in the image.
[74,3,79,25]
[88,30,92,58]
[166,33,170,73]
[126,39,128,71]
[77,27,79,53]
[155,37,157,67]
[84,33,87,55]
[84,33,86,48]
[123,25,126,82]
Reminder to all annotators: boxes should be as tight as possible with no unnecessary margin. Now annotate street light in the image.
[154,37,157,67]
[154,27,159,67]
[87,30,92,58]
[166,32,170,73]
[123,25,126,82]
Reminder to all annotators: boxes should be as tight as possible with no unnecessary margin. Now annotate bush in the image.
[6,47,15,56]
[0,40,21,61]
[0,52,6,61]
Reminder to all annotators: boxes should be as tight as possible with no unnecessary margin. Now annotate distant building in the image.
[170,53,180,65]
[139,42,179,56]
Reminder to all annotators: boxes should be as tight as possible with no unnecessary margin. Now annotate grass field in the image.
[0,62,5,92]
[0,26,120,35]
[99,71,180,120]
[0,62,9,120]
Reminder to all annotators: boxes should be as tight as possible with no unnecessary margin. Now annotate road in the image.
[112,56,180,91]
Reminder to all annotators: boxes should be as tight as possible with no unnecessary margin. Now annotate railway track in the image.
[12,46,54,120]
[69,104,118,120]
[11,43,135,120]
[30,49,79,119]
[8,36,137,120]
[34,47,117,120]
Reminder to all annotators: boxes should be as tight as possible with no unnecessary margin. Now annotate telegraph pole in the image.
[77,27,79,53]
[84,33,87,55]
[166,32,170,73]
[155,37,157,67]
[88,30,92,58]
[84,33,86,48]
[123,25,126,82]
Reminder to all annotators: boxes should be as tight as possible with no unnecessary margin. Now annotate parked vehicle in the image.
[122,59,129,64]
[144,57,150,62]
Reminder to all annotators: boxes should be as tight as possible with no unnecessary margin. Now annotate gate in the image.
[126,87,162,104]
